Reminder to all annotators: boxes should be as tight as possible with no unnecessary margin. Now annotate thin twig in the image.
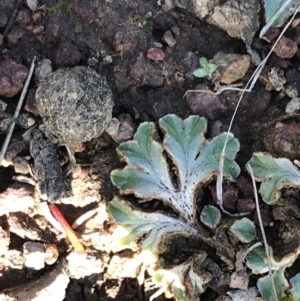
[2,0,22,37]
[216,4,300,209]
[0,56,37,166]
[247,163,278,301]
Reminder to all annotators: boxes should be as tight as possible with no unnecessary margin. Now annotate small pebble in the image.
[171,25,180,36]
[54,42,81,67]
[7,250,24,269]
[286,98,300,113]
[44,244,59,265]
[147,47,165,61]
[274,36,298,59]
[186,84,227,120]
[162,30,176,48]
[15,8,32,24]
[23,242,45,270]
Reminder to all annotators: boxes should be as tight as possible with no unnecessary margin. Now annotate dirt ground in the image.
[1,0,300,300]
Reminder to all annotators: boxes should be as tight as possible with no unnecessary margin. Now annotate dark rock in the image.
[264,28,280,41]
[253,208,271,227]
[130,53,164,87]
[147,47,165,61]
[25,88,40,116]
[54,42,81,67]
[222,184,239,213]
[15,8,32,25]
[45,9,67,40]
[29,128,67,202]
[286,69,300,96]
[73,0,93,21]
[0,59,28,98]
[236,199,255,213]
[236,175,254,199]
[264,122,300,160]
[0,11,8,29]
[274,36,298,59]
[186,84,227,120]
[4,138,26,166]
[0,34,3,46]
[171,25,181,36]
[162,30,176,48]
[6,26,27,46]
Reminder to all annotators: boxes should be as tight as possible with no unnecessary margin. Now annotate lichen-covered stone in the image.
[36,66,114,148]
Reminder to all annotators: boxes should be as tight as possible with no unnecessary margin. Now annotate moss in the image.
[46,0,75,15]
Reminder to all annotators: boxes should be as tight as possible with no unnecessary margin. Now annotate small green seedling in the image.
[193,57,227,78]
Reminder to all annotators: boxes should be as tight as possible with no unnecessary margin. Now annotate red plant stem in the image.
[49,204,86,255]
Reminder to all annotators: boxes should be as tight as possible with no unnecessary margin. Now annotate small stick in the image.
[49,204,87,255]
[72,208,98,229]
[2,0,21,37]
[0,56,36,166]
[247,163,278,301]
[216,4,300,209]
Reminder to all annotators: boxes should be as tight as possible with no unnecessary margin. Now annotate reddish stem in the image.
[49,204,86,255]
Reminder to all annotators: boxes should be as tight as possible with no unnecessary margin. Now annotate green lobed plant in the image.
[108,114,241,301]
[107,114,300,301]
[246,152,300,301]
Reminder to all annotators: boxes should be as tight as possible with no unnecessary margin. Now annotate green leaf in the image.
[193,68,208,78]
[111,114,240,223]
[291,273,300,301]
[264,0,300,28]
[108,197,198,256]
[246,246,269,274]
[200,205,221,229]
[230,218,256,243]
[199,57,209,68]
[247,152,300,204]
[206,63,218,75]
[257,268,289,301]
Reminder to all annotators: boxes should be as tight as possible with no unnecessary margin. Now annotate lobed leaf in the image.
[230,218,256,243]
[108,197,198,257]
[247,152,300,204]
[112,114,240,223]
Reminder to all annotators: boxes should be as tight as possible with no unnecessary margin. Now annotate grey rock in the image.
[209,0,260,45]
[23,242,45,270]
[36,66,114,148]
[29,129,67,202]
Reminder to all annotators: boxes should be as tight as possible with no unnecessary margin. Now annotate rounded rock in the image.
[36,66,114,148]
